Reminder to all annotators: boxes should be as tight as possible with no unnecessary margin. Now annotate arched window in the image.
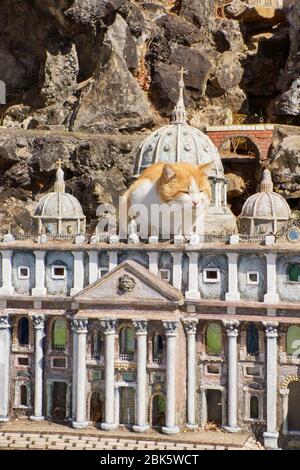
[246,324,259,356]
[18,317,29,346]
[206,323,222,356]
[52,319,67,351]
[119,326,135,355]
[288,264,300,282]
[152,334,164,363]
[250,396,259,420]
[287,325,300,356]
[91,331,104,357]
[20,384,28,407]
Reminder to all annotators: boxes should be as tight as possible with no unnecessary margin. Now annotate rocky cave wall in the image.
[0,0,299,233]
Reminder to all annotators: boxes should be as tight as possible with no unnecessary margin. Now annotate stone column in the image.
[133,320,149,432]
[101,319,118,431]
[223,320,240,432]
[0,250,14,295]
[30,314,45,421]
[225,253,240,302]
[185,252,200,300]
[171,253,183,290]
[72,318,88,429]
[280,388,289,436]
[162,320,179,434]
[264,253,279,304]
[148,252,158,275]
[263,322,279,449]
[71,251,84,295]
[32,251,47,296]
[183,320,198,429]
[0,314,10,422]
[88,251,98,285]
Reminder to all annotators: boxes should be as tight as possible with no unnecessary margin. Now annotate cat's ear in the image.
[162,164,176,182]
[198,161,213,175]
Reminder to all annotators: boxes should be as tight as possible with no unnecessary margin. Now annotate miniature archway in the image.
[281,375,300,389]
[219,136,260,160]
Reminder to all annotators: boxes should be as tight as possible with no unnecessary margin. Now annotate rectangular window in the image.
[247,272,259,285]
[207,364,220,375]
[18,357,29,366]
[18,266,30,280]
[123,371,136,382]
[52,357,67,368]
[93,370,104,381]
[152,373,165,383]
[246,366,261,377]
[159,269,171,282]
[99,268,109,278]
[203,268,220,283]
[51,266,66,279]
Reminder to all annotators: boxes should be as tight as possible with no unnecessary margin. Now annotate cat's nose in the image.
[192,201,198,207]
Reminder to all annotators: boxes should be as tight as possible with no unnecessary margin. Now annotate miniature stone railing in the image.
[0,232,279,245]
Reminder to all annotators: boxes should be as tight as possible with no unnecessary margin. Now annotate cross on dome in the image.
[172,67,188,124]
[54,158,65,193]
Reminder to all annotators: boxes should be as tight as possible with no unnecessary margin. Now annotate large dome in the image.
[135,122,223,177]
[133,70,236,235]
[135,70,223,178]
[239,169,291,236]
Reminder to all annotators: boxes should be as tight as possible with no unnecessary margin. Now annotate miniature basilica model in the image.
[1,77,300,451]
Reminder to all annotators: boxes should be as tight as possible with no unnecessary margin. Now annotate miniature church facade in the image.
[1,78,300,450]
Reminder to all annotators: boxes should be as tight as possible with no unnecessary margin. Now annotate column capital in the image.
[133,319,148,334]
[0,249,12,258]
[71,250,84,258]
[223,320,239,337]
[33,250,46,258]
[263,322,278,338]
[72,318,88,334]
[32,314,45,330]
[227,252,239,262]
[0,314,10,329]
[101,318,117,334]
[183,319,198,335]
[186,252,199,261]
[163,320,179,336]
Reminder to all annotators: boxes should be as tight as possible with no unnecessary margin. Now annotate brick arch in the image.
[206,125,274,162]
[281,375,300,389]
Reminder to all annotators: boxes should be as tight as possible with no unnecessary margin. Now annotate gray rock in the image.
[213,51,244,92]
[39,39,79,106]
[269,135,300,199]
[224,0,249,19]
[179,0,215,27]
[72,46,154,133]
[102,14,138,71]
[64,0,126,30]
[274,79,300,116]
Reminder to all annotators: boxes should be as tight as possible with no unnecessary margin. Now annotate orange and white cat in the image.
[124,162,212,238]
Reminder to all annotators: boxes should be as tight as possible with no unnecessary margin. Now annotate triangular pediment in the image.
[73,260,183,306]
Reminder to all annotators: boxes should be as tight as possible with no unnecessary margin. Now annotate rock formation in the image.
[0,0,298,232]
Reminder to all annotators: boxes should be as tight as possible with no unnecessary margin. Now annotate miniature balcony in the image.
[119,353,135,362]
[86,354,104,365]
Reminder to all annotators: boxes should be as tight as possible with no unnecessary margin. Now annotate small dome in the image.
[35,192,84,219]
[33,160,86,236]
[240,192,291,220]
[135,69,223,178]
[239,169,291,235]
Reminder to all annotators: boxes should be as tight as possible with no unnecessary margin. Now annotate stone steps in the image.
[0,431,263,451]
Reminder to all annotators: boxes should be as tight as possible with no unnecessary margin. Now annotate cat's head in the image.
[159,162,212,211]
